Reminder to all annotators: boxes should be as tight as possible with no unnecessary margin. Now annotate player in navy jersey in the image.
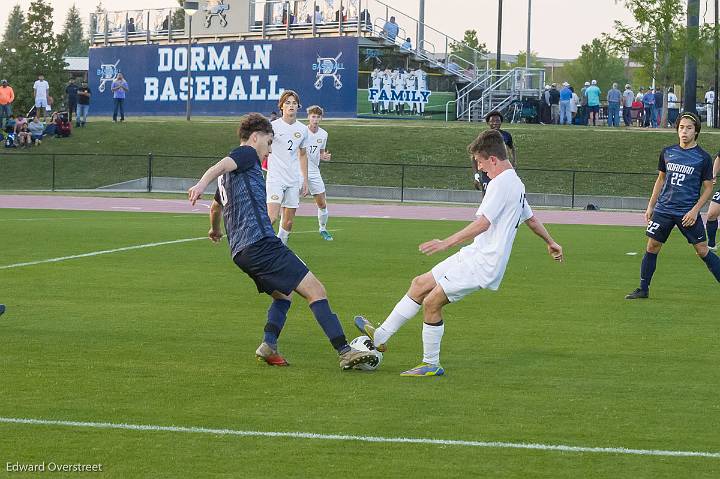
[187,113,377,370]
[626,112,720,299]
[703,152,720,249]
[472,111,516,191]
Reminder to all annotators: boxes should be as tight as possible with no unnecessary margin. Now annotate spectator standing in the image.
[126,17,136,33]
[559,82,572,125]
[570,86,579,123]
[654,88,664,127]
[76,80,91,127]
[383,16,399,42]
[111,73,129,122]
[580,81,590,125]
[667,87,679,126]
[642,88,656,127]
[622,84,634,127]
[541,84,551,124]
[33,74,50,121]
[314,5,323,24]
[548,83,560,124]
[65,79,79,123]
[585,79,601,126]
[401,37,412,50]
[705,87,715,127]
[28,116,44,145]
[606,82,622,127]
[0,79,14,128]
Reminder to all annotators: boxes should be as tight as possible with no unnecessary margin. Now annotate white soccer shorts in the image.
[35,98,49,109]
[307,174,326,196]
[266,180,300,209]
[431,252,483,302]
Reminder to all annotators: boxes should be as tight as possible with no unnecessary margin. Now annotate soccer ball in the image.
[349,335,383,371]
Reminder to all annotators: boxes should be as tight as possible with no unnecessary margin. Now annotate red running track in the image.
[0,195,645,227]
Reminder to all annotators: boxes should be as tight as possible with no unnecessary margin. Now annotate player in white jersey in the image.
[392,69,405,115]
[404,69,416,114]
[415,68,427,114]
[266,90,309,245]
[381,68,392,114]
[355,130,563,376]
[305,105,334,241]
[370,69,382,114]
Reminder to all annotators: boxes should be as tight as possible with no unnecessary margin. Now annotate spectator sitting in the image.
[401,37,412,50]
[447,60,461,74]
[5,114,16,133]
[13,114,26,134]
[127,18,136,33]
[382,16,399,42]
[44,112,59,136]
[28,116,45,145]
[55,111,72,138]
[16,122,31,147]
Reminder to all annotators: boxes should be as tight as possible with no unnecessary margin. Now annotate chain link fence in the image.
[0,152,658,210]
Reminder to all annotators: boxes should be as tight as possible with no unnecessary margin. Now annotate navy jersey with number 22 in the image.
[654,144,713,216]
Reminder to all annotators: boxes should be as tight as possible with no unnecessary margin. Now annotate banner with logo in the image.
[89,37,359,117]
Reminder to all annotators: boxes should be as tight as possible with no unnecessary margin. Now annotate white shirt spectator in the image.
[705,89,715,105]
[667,92,678,109]
[33,79,49,99]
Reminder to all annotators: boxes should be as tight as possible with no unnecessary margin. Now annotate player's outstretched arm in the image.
[525,215,563,262]
[208,199,224,243]
[188,156,237,205]
[419,216,491,255]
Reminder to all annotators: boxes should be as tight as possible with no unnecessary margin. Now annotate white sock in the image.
[374,295,421,345]
[318,207,329,231]
[277,227,290,245]
[422,321,444,365]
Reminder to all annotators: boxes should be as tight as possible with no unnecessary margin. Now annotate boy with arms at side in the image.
[305,105,333,241]
[356,130,563,376]
[626,112,720,299]
[266,90,309,245]
[188,113,376,370]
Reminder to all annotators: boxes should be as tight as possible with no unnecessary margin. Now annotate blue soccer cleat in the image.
[0,304,4,316]
[400,363,445,377]
[354,315,386,352]
[319,230,334,241]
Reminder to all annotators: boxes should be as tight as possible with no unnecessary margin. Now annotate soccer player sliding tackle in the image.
[356,130,563,376]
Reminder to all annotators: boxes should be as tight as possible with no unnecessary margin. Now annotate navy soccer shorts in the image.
[711,190,720,205]
[646,211,706,244]
[233,236,310,295]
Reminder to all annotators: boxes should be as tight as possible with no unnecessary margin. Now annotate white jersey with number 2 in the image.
[267,118,308,187]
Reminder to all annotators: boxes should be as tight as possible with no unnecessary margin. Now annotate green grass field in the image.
[4,118,719,196]
[1,208,719,477]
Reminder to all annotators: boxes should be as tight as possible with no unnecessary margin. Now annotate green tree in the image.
[515,50,544,69]
[609,0,685,125]
[0,4,25,49]
[563,38,627,92]
[4,0,68,113]
[63,4,88,56]
[449,30,487,68]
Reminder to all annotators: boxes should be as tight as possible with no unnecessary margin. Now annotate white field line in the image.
[0,237,207,270]
[0,416,718,459]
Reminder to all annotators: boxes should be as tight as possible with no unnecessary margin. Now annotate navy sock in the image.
[639,251,658,292]
[701,250,720,282]
[706,219,718,247]
[309,299,348,353]
[263,299,291,347]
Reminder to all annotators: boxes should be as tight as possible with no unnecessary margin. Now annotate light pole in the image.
[184,1,199,121]
[496,0,503,69]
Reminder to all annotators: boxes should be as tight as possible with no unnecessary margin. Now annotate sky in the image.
[0,1,716,59]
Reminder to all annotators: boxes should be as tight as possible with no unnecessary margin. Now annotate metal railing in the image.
[0,153,658,210]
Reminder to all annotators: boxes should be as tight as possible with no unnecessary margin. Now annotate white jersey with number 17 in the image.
[267,118,308,187]
[305,127,328,176]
